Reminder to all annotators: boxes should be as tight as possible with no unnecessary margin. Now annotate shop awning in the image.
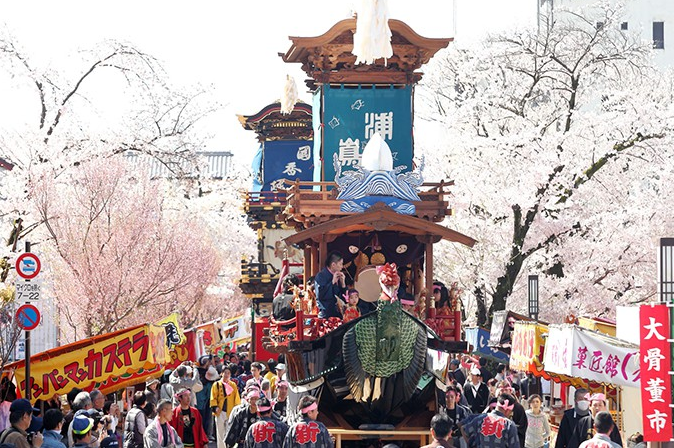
[510,321,585,388]
[465,327,509,364]
[543,324,640,388]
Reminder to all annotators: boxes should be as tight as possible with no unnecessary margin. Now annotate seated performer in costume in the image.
[342,289,361,322]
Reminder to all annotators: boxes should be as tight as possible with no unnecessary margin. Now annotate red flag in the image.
[639,304,673,442]
[273,258,289,297]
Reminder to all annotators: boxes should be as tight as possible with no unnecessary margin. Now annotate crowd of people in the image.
[0,354,333,448]
[432,359,645,448]
[0,349,648,448]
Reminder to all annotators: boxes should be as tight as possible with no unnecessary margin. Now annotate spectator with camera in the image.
[72,414,107,448]
[169,363,201,407]
[67,392,94,447]
[42,409,66,448]
[0,398,44,448]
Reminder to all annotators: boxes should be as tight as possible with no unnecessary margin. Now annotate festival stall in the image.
[543,324,640,388]
[5,314,185,402]
[542,324,640,436]
[510,321,585,389]
[488,310,534,353]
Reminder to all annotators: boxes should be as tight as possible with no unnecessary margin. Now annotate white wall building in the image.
[539,0,674,67]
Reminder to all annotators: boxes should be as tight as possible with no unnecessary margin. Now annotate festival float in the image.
[238,11,477,433]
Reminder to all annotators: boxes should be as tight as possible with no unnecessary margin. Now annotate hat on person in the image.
[146,377,160,387]
[470,367,482,376]
[277,381,289,388]
[27,416,43,433]
[72,415,94,435]
[275,363,286,372]
[9,398,39,414]
[100,436,119,448]
[450,359,460,367]
[205,365,219,382]
[198,355,212,367]
[174,388,191,399]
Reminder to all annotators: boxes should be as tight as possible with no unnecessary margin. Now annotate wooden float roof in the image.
[284,203,476,247]
[237,101,313,141]
[280,18,452,87]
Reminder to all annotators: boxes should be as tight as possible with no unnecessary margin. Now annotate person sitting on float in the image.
[342,289,361,322]
[433,282,452,315]
[272,274,300,323]
[314,251,346,319]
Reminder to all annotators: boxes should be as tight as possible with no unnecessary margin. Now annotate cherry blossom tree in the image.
[0,30,219,268]
[417,4,674,325]
[0,30,256,344]
[32,158,231,339]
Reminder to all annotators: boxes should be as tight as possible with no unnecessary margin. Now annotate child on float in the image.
[342,289,361,322]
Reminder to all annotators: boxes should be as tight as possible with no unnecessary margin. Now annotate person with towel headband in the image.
[283,396,333,448]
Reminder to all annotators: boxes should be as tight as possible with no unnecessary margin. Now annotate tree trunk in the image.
[488,204,531,325]
[474,286,488,327]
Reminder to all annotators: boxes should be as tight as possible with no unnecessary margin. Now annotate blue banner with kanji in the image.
[262,140,314,191]
[321,84,413,182]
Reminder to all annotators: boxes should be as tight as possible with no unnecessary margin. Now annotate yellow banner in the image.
[11,314,184,403]
[510,321,546,372]
[153,313,186,348]
[149,313,185,364]
[13,325,156,402]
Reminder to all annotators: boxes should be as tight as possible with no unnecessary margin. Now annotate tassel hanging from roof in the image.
[352,0,393,65]
[280,75,298,115]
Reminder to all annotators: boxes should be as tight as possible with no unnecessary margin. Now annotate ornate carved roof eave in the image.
[283,18,451,64]
[237,101,312,131]
[281,18,452,85]
[283,205,476,248]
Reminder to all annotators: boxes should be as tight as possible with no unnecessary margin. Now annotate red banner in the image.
[639,304,673,441]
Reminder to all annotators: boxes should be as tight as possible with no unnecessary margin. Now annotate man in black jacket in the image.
[555,388,591,448]
[463,368,490,414]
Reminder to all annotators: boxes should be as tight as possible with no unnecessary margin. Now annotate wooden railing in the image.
[267,307,461,347]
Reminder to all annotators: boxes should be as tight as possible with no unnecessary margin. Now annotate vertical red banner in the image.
[639,304,673,441]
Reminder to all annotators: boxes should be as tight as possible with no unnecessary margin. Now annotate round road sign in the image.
[15,253,41,280]
[15,304,40,331]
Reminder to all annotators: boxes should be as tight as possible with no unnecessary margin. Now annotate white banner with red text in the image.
[543,324,640,388]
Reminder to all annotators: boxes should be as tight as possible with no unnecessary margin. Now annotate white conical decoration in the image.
[280,75,298,115]
[352,0,393,65]
[360,133,393,171]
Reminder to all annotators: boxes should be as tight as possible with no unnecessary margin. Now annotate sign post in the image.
[14,241,41,400]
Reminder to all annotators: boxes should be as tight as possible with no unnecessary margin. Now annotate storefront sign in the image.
[639,304,673,441]
[543,324,640,388]
[510,322,584,387]
[8,314,185,402]
[221,315,252,343]
[13,325,159,401]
